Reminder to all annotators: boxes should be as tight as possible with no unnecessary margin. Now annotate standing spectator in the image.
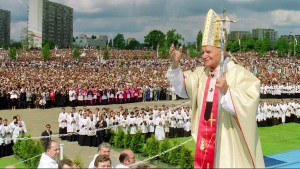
[95,116,107,146]
[41,124,52,149]
[38,140,60,168]
[19,88,26,109]
[26,88,32,108]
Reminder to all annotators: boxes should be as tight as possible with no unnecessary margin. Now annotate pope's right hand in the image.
[169,44,183,69]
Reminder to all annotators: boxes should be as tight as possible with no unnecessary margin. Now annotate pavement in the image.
[0,99,188,167]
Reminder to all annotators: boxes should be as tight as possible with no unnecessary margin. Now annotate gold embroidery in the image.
[200,138,205,150]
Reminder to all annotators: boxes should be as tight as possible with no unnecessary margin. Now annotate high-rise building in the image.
[228,31,251,41]
[28,0,73,48]
[0,9,11,47]
[252,28,278,44]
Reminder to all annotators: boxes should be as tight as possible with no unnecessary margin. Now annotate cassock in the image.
[166,59,265,168]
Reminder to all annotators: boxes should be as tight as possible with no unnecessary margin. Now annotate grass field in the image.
[170,122,300,156]
[0,156,26,168]
[259,122,300,155]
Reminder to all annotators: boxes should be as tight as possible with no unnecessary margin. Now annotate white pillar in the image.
[60,143,64,161]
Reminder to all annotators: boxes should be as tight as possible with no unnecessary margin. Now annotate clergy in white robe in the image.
[154,122,165,141]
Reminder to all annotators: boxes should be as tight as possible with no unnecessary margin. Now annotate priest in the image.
[166,9,265,168]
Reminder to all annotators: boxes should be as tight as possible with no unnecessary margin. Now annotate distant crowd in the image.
[0,49,299,111]
[257,99,300,126]
[57,104,192,148]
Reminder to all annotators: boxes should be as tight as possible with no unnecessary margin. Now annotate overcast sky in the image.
[1,0,300,42]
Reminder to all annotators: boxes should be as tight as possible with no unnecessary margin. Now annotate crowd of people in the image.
[0,115,27,158]
[0,48,299,111]
[256,99,300,126]
[58,104,192,148]
[37,140,148,169]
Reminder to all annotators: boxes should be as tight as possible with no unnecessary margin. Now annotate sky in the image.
[1,0,300,43]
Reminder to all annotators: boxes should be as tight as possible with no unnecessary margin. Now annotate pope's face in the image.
[201,46,221,70]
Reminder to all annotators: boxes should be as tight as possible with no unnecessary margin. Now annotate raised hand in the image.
[169,44,183,69]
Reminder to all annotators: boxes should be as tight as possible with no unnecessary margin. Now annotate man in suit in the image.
[95,115,107,146]
[41,124,52,149]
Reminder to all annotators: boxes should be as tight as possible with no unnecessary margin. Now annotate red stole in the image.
[194,74,219,168]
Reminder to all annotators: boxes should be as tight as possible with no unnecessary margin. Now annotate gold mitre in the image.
[202,9,222,48]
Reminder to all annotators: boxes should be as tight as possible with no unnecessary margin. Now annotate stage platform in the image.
[264,149,300,168]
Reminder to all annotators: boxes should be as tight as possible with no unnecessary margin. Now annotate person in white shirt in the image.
[58,108,68,140]
[38,140,60,168]
[115,149,135,168]
[88,143,112,169]
[12,121,26,143]
[16,115,27,133]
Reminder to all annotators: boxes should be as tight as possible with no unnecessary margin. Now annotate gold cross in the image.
[209,114,216,127]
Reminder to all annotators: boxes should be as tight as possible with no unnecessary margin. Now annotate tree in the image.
[72,46,80,60]
[103,47,109,60]
[8,47,17,60]
[108,39,113,47]
[241,35,255,51]
[158,43,170,59]
[11,42,22,49]
[42,39,55,50]
[296,37,300,58]
[188,45,201,58]
[254,39,267,57]
[91,35,97,39]
[1,43,9,50]
[196,30,202,52]
[227,40,240,53]
[263,31,273,51]
[42,43,51,61]
[274,38,289,57]
[126,39,140,50]
[113,34,126,49]
[165,29,184,48]
[144,30,165,50]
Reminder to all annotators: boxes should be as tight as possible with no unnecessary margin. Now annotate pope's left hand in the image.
[216,78,229,94]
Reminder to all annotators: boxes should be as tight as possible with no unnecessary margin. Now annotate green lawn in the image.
[171,122,300,156]
[0,156,27,168]
[258,122,300,155]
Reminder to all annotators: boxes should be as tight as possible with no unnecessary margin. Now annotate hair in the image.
[119,152,130,163]
[58,159,73,169]
[45,140,58,152]
[94,154,111,167]
[98,142,111,151]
